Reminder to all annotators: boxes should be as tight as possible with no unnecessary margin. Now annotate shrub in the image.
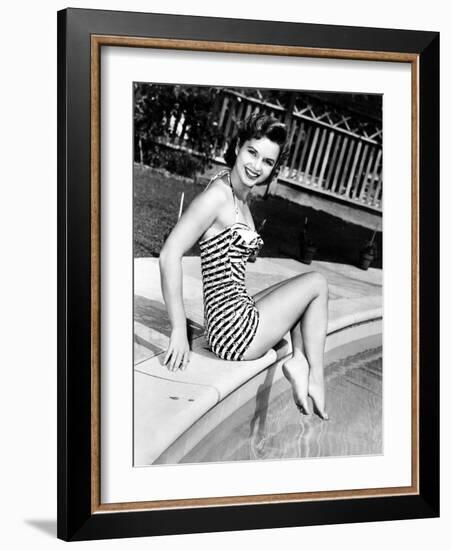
[142,146,203,178]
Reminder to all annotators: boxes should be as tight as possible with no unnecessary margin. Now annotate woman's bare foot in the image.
[282,356,310,414]
[308,370,329,420]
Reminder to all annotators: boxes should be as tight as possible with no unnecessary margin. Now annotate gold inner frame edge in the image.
[90,34,420,514]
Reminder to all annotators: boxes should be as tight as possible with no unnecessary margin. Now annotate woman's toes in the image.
[283,357,310,415]
[308,383,329,420]
[293,391,310,415]
[313,403,329,420]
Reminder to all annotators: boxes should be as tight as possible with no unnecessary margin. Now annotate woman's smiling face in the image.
[234,137,280,188]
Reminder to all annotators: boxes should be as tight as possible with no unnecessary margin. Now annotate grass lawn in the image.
[134,163,382,269]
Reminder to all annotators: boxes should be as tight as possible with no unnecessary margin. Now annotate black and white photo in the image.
[133,83,383,466]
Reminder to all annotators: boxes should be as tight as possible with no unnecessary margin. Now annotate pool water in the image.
[181,336,382,463]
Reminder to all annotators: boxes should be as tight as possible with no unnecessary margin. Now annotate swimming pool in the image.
[154,325,382,465]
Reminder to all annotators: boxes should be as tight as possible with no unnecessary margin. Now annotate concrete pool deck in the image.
[134,256,382,465]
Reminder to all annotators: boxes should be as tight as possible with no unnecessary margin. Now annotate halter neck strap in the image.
[226,171,239,223]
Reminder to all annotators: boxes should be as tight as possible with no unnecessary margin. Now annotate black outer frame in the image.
[57,8,439,542]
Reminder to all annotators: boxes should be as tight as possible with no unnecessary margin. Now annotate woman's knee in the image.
[308,271,329,298]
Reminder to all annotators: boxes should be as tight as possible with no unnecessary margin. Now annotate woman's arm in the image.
[159,184,228,371]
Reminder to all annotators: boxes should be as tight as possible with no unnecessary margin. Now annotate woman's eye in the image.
[248,149,256,156]
[264,160,274,166]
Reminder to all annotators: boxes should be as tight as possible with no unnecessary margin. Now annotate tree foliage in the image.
[134,83,222,177]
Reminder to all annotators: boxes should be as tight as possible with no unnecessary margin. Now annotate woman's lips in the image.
[245,167,260,179]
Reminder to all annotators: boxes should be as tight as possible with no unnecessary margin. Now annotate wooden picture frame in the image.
[57,7,439,541]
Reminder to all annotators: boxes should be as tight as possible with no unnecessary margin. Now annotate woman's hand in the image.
[163,327,190,372]
[159,179,228,373]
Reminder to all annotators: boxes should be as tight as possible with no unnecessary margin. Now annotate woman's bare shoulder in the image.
[161,174,230,255]
[183,173,230,223]
[202,173,231,203]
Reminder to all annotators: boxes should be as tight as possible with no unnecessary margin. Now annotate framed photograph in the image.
[57,8,439,541]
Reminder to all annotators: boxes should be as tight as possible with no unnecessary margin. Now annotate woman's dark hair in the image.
[224,112,289,182]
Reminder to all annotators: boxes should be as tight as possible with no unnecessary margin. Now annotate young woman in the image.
[159,113,329,420]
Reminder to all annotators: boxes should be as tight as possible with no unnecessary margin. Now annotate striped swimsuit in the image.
[199,171,263,360]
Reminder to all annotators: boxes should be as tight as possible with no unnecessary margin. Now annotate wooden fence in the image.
[166,89,383,212]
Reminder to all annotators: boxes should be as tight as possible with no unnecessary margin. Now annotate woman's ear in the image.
[234,140,240,156]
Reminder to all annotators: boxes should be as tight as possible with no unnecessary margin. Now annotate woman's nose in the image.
[253,156,262,171]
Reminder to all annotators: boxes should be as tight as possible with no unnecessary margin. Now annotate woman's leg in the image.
[300,277,329,419]
[244,271,329,418]
[253,282,306,358]
[253,281,309,411]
